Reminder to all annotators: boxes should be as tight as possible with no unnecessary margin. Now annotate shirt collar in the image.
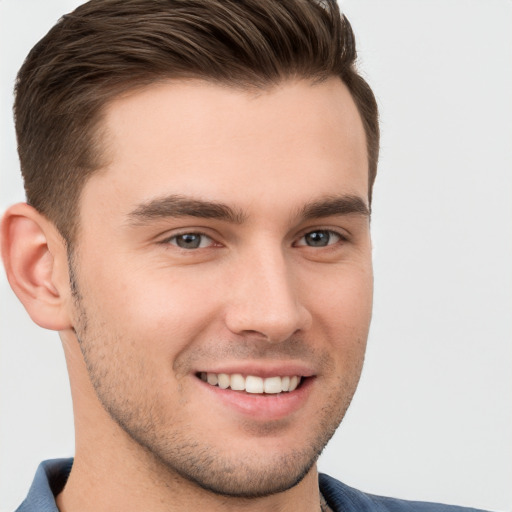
[16,458,73,512]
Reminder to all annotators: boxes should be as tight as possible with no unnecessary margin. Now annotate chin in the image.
[166,448,321,499]
[133,414,340,499]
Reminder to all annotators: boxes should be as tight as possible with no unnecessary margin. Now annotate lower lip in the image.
[197,376,315,421]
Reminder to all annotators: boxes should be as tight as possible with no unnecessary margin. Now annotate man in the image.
[0,1,494,511]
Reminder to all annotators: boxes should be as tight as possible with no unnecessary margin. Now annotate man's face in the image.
[70,78,372,497]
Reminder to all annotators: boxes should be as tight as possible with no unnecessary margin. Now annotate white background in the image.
[1,1,511,511]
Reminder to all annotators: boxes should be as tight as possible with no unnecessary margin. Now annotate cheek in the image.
[82,262,224,356]
[305,264,373,360]
[306,263,373,322]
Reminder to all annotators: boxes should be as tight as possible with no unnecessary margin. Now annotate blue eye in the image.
[297,230,342,247]
[169,233,213,249]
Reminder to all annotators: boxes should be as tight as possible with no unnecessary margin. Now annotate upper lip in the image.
[194,361,316,378]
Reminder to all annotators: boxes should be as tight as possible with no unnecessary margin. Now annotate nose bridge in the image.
[225,243,311,342]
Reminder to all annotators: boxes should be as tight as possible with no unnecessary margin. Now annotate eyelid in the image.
[155,226,348,248]
[158,230,219,248]
[293,227,348,247]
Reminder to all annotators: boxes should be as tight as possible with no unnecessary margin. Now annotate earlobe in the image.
[1,203,73,331]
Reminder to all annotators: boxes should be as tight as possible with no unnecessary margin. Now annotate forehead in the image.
[81,78,368,223]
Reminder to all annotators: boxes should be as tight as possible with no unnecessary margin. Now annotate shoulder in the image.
[319,473,491,512]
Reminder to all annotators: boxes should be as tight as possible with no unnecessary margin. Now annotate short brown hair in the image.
[14,0,379,244]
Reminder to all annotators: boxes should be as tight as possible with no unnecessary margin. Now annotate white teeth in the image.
[246,376,264,393]
[200,373,303,394]
[230,373,245,391]
[264,376,282,394]
[217,373,230,389]
[289,375,299,392]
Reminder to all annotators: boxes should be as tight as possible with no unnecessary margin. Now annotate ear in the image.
[1,203,73,331]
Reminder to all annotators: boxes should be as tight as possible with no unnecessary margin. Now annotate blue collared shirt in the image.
[15,459,71,512]
[14,459,490,512]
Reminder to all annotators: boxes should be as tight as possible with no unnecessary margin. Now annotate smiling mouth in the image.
[197,372,303,394]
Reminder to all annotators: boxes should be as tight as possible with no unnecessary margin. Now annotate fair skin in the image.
[2,78,372,512]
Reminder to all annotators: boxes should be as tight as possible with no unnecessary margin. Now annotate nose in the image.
[224,248,312,343]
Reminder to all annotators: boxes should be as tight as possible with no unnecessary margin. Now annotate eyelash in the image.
[294,229,347,248]
[160,231,216,250]
[160,228,347,251]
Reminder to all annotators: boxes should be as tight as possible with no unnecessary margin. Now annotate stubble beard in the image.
[68,259,363,499]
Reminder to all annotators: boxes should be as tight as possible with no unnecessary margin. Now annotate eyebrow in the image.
[127,195,247,225]
[127,193,369,226]
[297,194,370,221]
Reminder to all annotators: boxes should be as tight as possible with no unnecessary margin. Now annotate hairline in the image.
[66,73,371,251]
